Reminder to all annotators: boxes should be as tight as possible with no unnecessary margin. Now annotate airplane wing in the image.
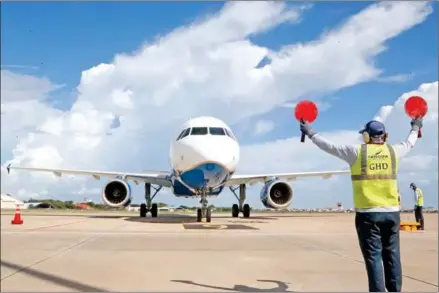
[5,164,172,187]
[227,170,351,186]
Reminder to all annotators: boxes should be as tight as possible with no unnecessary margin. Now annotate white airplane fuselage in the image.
[169,116,240,197]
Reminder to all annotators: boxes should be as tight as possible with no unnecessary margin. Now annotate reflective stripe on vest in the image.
[351,144,397,181]
[350,144,399,210]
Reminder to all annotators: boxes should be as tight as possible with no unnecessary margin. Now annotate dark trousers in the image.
[414,206,424,229]
[355,212,402,292]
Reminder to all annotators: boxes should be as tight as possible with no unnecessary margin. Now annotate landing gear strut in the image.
[140,183,162,218]
[196,191,212,223]
[229,184,251,218]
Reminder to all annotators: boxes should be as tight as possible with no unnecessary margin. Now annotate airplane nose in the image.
[177,139,238,189]
[199,142,236,164]
[180,138,238,169]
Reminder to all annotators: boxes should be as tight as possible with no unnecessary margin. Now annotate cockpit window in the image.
[177,128,191,140]
[225,128,236,140]
[190,127,208,135]
[209,127,226,135]
[177,130,185,140]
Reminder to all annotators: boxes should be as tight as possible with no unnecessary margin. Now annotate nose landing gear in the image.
[196,189,212,223]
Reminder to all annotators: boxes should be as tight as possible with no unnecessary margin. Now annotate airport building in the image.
[1,193,25,209]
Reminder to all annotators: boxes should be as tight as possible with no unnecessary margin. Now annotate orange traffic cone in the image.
[11,205,23,225]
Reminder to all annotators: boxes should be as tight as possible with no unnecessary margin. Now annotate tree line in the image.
[24,199,237,211]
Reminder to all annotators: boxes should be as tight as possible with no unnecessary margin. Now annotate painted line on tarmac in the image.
[182,223,258,230]
[1,231,253,236]
[1,230,437,236]
[0,234,102,282]
[1,222,129,282]
[24,219,90,232]
[1,227,437,236]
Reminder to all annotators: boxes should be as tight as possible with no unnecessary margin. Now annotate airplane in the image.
[158,206,175,212]
[5,116,351,223]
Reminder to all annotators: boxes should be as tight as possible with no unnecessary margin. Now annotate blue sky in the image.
[3,1,437,135]
[1,1,438,208]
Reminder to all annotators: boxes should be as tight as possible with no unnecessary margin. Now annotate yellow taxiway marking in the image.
[202,224,227,229]
[181,223,228,229]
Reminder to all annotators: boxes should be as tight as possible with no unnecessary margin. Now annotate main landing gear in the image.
[196,190,212,223]
[229,184,251,218]
[140,183,162,218]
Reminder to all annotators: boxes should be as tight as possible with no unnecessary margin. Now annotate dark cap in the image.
[359,120,386,136]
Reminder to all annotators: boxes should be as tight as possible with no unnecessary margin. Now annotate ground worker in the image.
[410,183,424,230]
[299,117,423,292]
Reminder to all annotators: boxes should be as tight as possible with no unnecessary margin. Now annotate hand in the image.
[410,117,423,131]
[300,119,317,138]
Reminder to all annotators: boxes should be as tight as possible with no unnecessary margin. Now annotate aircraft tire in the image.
[243,204,250,218]
[197,208,202,222]
[151,203,158,218]
[232,204,239,218]
[206,208,212,223]
[140,204,147,218]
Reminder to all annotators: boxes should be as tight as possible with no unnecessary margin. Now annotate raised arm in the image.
[391,118,422,159]
[299,120,359,166]
[310,134,359,166]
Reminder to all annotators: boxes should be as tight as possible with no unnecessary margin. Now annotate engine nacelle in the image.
[101,179,132,208]
[260,179,293,209]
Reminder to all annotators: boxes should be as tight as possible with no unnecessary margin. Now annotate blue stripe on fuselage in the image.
[172,162,230,196]
[172,180,225,197]
[180,162,229,189]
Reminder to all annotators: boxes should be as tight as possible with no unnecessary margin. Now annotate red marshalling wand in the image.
[404,96,428,138]
[294,100,318,143]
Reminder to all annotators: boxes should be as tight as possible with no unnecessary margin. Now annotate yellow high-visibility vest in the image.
[415,188,424,206]
[350,144,399,209]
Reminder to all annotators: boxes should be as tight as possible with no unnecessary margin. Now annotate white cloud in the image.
[281,100,333,113]
[400,154,437,172]
[75,187,101,196]
[376,73,413,83]
[1,2,437,208]
[253,120,275,136]
[1,64,39,70]
[240,130,361,174]
[1,70,65,162]
[373,105,393,122]
[16,188,47,200]
[0,70,63,102]
[374,81,438,174]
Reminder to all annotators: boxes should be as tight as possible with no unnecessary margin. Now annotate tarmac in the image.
[1,211,437,292]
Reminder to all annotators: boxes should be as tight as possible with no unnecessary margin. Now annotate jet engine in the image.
[101,179,132,208]
[260,179,293,209]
